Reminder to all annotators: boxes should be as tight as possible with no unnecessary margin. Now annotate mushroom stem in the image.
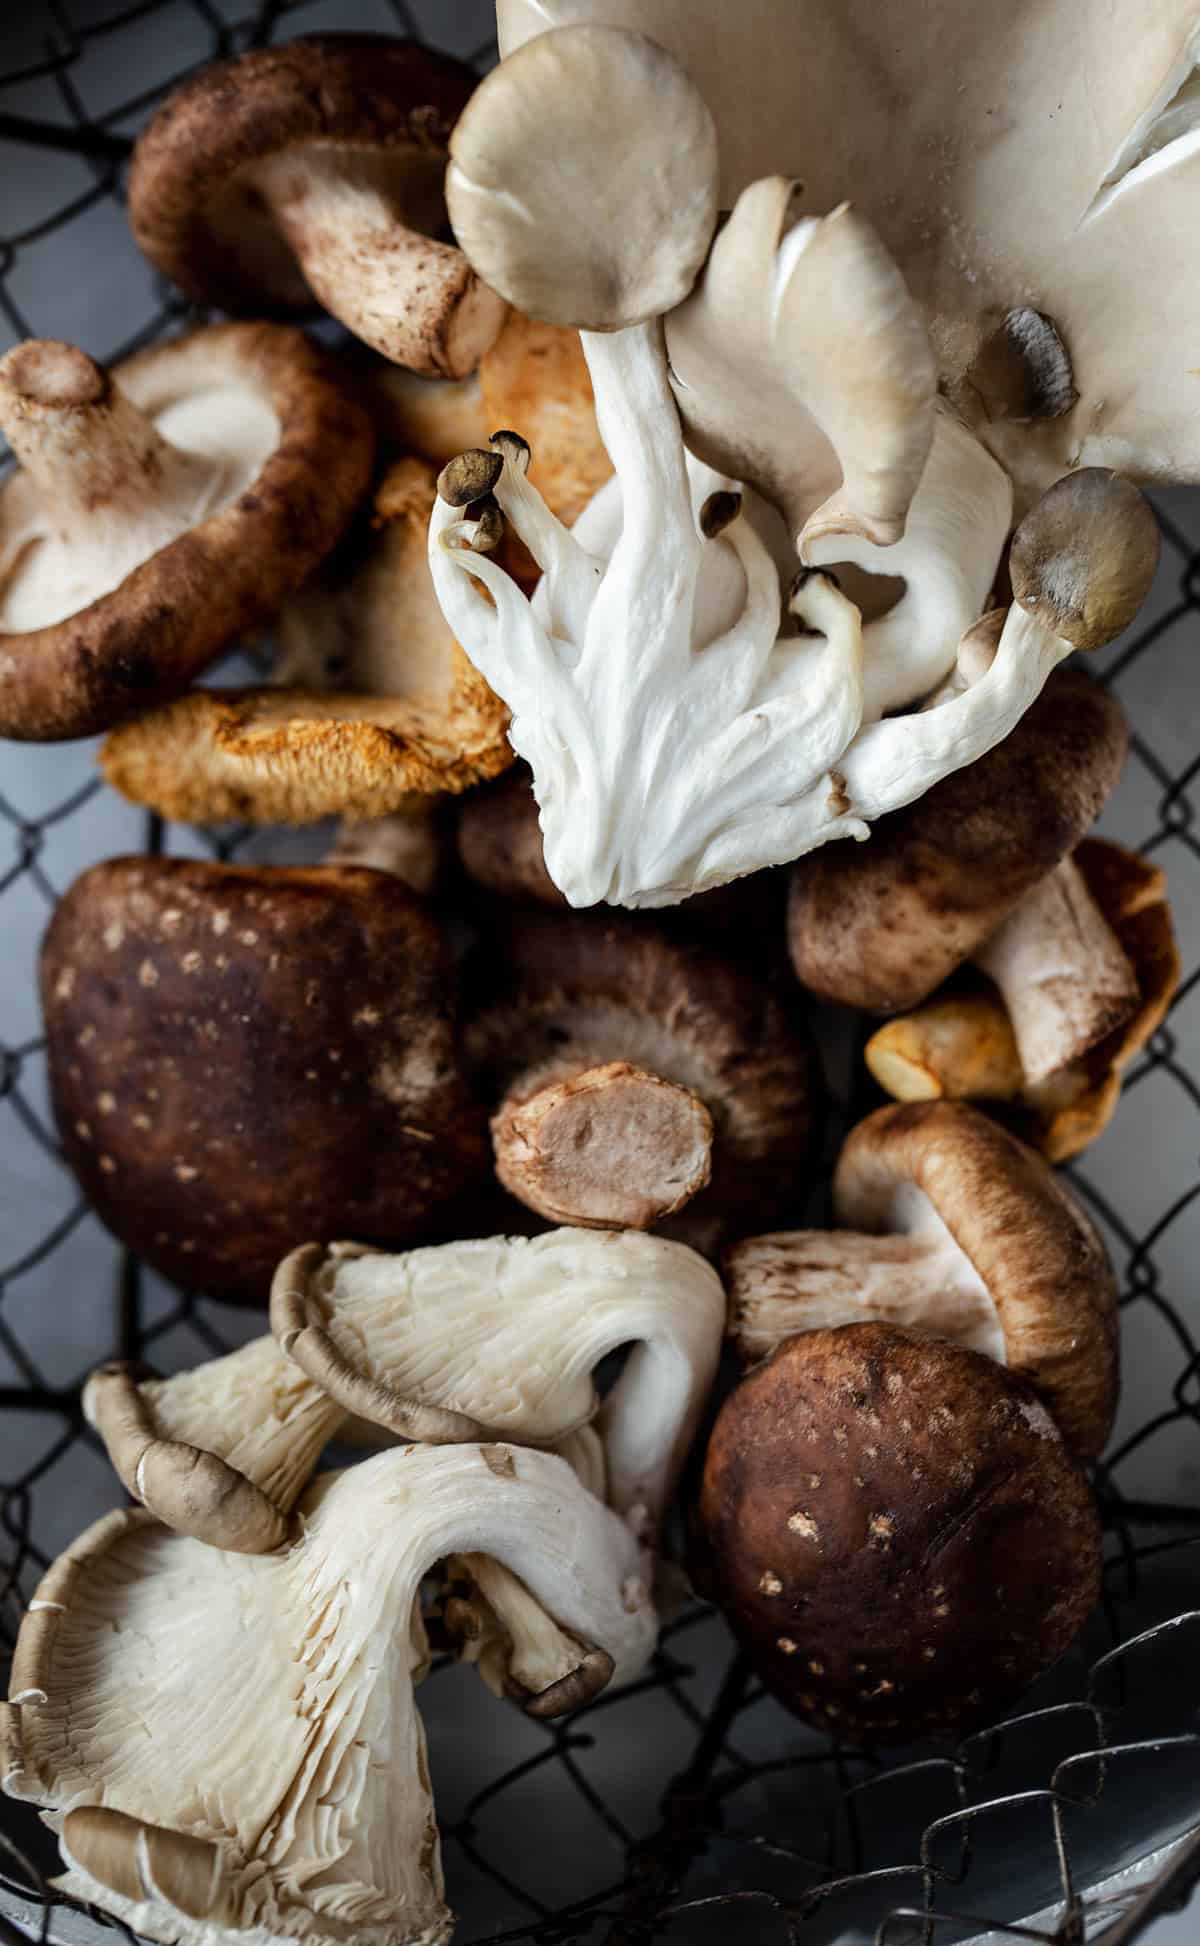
[453,1551,615,1717]
[491,1057,714,1230]
[327,801,443,897]
[865,992,1026,1104]
[728,1228,1005,1365]
[973,856,1140,1083]
[0,340,228,577]
[253,150,507,378]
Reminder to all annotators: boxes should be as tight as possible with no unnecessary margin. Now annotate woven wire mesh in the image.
[0,3,1198,1942]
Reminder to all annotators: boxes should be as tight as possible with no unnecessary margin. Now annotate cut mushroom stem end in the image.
[491,1058,715,1230]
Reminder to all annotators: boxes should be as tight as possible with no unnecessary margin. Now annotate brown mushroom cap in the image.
[128,36,506,377]
[466,903,821,1251]
[99,456,513,825]
[696,1322,1102,1744]
[40,857,487,1305]
[788,666,1128,1012]
[0,324,372,742]
[827,1101,1117,1454]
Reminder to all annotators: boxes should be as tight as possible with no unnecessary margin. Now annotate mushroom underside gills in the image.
[973,854,1140,1083]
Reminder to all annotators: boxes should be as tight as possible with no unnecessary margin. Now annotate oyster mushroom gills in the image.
[464,903,820,1245]
[500,0,1200,506]
[865,839,1182,1161]
[433,25,1159,908]
[0,325,372,741]
[1,1444,657,1946]
[128,35,508,377]
[695,1323,1102,1744]
[100,454,513,826]
[39,856,486,1305]
[726,1101,1118,1458]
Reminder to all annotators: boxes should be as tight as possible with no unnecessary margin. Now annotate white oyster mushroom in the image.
[270,1227,725,1546]
[1,1444,656,1946]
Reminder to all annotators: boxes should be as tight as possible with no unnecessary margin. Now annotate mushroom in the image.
[479,311,612,528]
[499,0,1200,507]
[39,856,486,1305]
[0,326,371,741]
[694,1322,1102,1744]
[725,1101,1118,1459]
[128,36,508,379]
[99,455,513,826]
[340,352,490,466]
[463,903,821,1247]
[788,657,1131,1035]
[865,838,1181,1162]
[2,1444,657,1946]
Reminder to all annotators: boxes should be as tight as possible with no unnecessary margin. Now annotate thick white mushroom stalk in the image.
[2,1446,656,1946]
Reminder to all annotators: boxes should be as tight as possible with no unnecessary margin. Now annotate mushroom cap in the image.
[446,26,719,331]
[695,1322,1102,1743]
[788,666,1128,1012]
[1008,468,1162,649]
[830,1102,1118,1456]
[128,35,478,316]
[0,324,372,742]
[99,457,513,825]
[466,903,821,1252]
[40,857,487,1305]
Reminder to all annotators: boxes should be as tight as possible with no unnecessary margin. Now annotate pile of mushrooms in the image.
[3,6,1195,1939]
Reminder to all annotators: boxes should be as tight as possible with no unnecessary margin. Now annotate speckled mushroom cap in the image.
[466,903,821,1252]
[40,857,487,1305]
[828,1102,1118,1456]
[787,666,1128,1013]
[99,457,513,825]
[696,1322,1102,1744]
[0,324,372,742]
[128,36,506,377]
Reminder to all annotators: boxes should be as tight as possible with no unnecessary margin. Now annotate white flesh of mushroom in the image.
[3,1445,656,1946]
[271,1227,725,1546]
[731,1184,1004,1366]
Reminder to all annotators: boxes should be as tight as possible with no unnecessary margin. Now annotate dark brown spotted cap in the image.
[40,857,487,1305]
[787,666,1128,1014]
[696,1322,1101,1744]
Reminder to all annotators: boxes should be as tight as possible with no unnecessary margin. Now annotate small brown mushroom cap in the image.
[40,857,487,1305]
[1009,468,1162,650]
[827,1102,1118,1455]
[99,456,513,825]
[787,666,1128,1012]
[696,1322,1102,1744]
[867,839,1180,1163]
[0,324,372,742]
[467,903,821,1251]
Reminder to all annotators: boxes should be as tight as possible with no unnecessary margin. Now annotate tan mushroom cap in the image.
[39,856,487,1306]
[866,839,1181,1163]
[128,35,507,378]
[695,1323,1102,1744]
[447,26,719,331]
[788,667,1129,1013]
[829,1102,1118,1456]
[1009,468,1163,650]
[0,324,372,742]
[99,456,513,825]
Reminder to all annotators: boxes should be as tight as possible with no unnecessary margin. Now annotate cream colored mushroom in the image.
[2,1444,657,1946]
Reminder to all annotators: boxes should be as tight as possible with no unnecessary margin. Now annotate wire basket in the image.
[1,4,1199,1943]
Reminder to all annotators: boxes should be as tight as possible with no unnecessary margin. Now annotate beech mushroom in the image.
[1,1444,657,1945]
[726,1101,1118,1458]
[499,0,1200,506]
[128,36,508,378]
[272,1228,723,1547]
[40,856,486,1305]
[100,454,512,826]
[0,326,371,741]
[865,839,1181,1163]
[464,904,820,1247]
[479,311,612,527]
[789,662,1130,1026]
[695,1323,1102,1744]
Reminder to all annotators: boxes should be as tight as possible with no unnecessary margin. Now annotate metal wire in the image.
[0,3,1198,1942]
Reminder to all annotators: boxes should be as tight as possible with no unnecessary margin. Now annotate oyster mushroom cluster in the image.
[1,6,1195,1942]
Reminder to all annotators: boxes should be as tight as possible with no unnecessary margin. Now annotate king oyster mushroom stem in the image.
[3,1445,656,1946]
